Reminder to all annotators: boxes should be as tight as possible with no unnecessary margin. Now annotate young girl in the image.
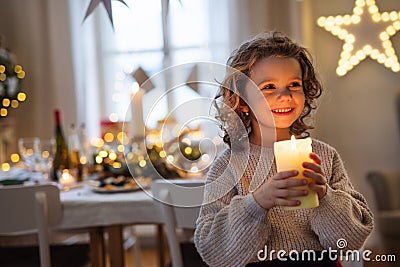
[194,31,373,267]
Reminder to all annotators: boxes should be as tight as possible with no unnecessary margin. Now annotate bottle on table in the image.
[52,109,70,181]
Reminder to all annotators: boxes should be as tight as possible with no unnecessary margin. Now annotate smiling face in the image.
[245,56,305,142]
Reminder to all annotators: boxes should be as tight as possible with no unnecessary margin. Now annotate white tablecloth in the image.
[58,187,162,230]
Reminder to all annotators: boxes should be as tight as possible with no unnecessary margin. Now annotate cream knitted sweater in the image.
[194,138,373,267]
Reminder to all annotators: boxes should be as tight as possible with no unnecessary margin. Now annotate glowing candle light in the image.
[274,135,319,210]
[59,169,76,186]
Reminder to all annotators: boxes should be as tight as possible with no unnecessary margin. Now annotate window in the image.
[70,0,229,138]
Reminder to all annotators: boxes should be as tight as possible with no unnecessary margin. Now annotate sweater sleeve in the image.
[194,151,271,267]
[310,148,374,250]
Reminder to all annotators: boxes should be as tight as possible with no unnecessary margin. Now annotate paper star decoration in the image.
[131,66,155,93]
[317,0,400,76]
[83,0,128,28]
[185,64,200,93]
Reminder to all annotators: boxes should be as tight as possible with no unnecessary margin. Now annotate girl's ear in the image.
[240,105,249,113]
[239,98,249,113]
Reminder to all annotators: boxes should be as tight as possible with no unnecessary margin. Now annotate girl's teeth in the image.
[273,108,292,113]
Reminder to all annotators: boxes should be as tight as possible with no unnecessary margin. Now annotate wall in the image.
[0,0,77,143]
[228,0,295,50]
[311,0,400,248]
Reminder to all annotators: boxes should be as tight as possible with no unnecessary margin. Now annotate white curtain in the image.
[68,0,111,138]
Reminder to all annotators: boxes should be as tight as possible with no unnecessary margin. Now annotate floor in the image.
[118,226,170,267]
[0,224,198,267]
[1,233,396,267]
[0,245,396,267]
[123,241,207,267]
[124,249,395,267]
[121,246,165,267]
[123,246,396,267]
[0,244,167,267]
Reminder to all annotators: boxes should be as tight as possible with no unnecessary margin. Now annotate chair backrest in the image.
[367,171,400,211]
[0,184,62,267]
[152,179,205,267]
[152,179,205,228]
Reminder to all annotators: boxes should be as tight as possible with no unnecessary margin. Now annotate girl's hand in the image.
[252,170,309,210]
[302,153,328,199]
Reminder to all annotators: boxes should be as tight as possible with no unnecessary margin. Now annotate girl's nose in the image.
[277,87,292,100]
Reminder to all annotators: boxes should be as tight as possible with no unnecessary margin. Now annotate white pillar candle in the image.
[274,135,319,210]
[130,88,146,139]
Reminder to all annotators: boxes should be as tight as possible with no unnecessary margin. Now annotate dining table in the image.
[57,184,165,267]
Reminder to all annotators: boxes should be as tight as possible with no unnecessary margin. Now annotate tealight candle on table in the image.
[59,169,76,187]
[274,135,319,210]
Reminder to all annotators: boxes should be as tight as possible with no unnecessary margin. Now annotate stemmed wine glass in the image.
[37,139,56,181]
[18,137,40,172]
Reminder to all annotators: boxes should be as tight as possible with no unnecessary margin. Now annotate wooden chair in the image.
[367,170,400,267]
[0,184,62,267]
[152,179,206,267]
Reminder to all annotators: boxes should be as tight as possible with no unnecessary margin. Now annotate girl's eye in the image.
[261,84,275,91]
[289,82,302,90]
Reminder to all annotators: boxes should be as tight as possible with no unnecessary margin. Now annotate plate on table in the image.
[0,167,31,186]
[0,179,28,186]
[89,176,151,193]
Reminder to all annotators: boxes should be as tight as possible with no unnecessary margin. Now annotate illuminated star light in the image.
[317,0,400,76]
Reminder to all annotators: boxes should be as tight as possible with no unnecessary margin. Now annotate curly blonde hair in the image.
[214,31,322,147]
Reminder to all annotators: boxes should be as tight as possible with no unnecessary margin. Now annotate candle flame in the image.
[61,170,71,180]
[291,135,296,149]
[60,169,75,186]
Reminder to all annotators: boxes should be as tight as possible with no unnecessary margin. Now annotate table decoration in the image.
[142,117,216,179]
[88,176,151,193]
[92,120,210,180]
